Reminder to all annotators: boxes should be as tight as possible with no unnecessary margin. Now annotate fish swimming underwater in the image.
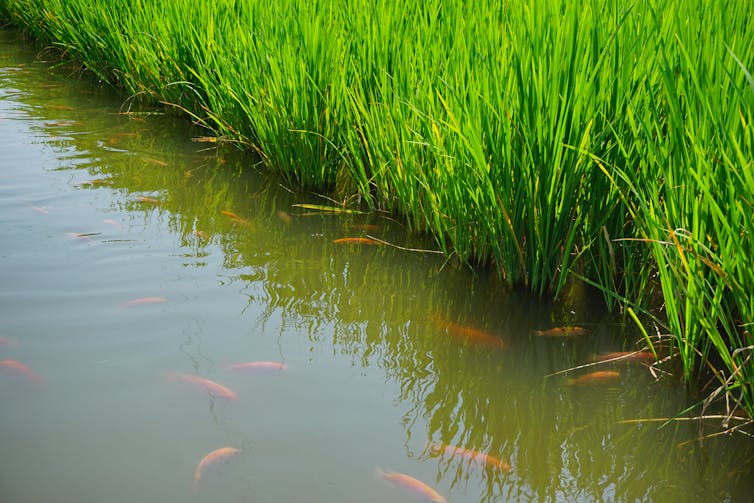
[193,447,242,492]
[431,314,506,349]
[567,370,621,385]
[166,372,238,400]
[533,326,588,337]
[221,210,252,227]
[429,443,512,472]
[0,359,44,383]
[377,469,447,503]
[226,361,288,372]
[120,296,167,308]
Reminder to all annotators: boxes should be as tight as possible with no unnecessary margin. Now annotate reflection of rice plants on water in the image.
[1,0,752,421]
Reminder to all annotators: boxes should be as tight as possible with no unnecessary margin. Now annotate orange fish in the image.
[431,314,505,349]
[276,210,292,225]
[0,359,44,383]
[332,237,380,245]
[121,296,167,308]
[226,361,287,372]
[143,157,168,167]
[136,196,161,205]
[567,370,621,385]
[193,446,242,492]
[27,205,49,214]
[430,443,511,472]
[533,326,587,337]
[167,372,238,400]
[592,351,655,363]
[221,210,242,219]
[192,230,209,240]
[378,470,447,503]
[221,211,252,227]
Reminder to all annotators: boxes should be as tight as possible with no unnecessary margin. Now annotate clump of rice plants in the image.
[602,3,754,414]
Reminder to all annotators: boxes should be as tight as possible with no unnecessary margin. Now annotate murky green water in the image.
[1,29,753,503]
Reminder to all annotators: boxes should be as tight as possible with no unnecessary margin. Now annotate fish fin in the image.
[375,466,401,489]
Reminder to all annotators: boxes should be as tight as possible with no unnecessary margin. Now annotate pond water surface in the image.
[1,29,753,503]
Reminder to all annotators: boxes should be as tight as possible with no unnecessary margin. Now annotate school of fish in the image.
[7,196,669,499]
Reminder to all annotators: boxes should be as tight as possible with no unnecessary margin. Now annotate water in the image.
[1,28,753,503]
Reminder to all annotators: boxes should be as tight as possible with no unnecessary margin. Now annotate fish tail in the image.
[192,477,200,493]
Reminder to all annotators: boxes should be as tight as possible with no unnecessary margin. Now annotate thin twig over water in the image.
[364,234,444,255]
